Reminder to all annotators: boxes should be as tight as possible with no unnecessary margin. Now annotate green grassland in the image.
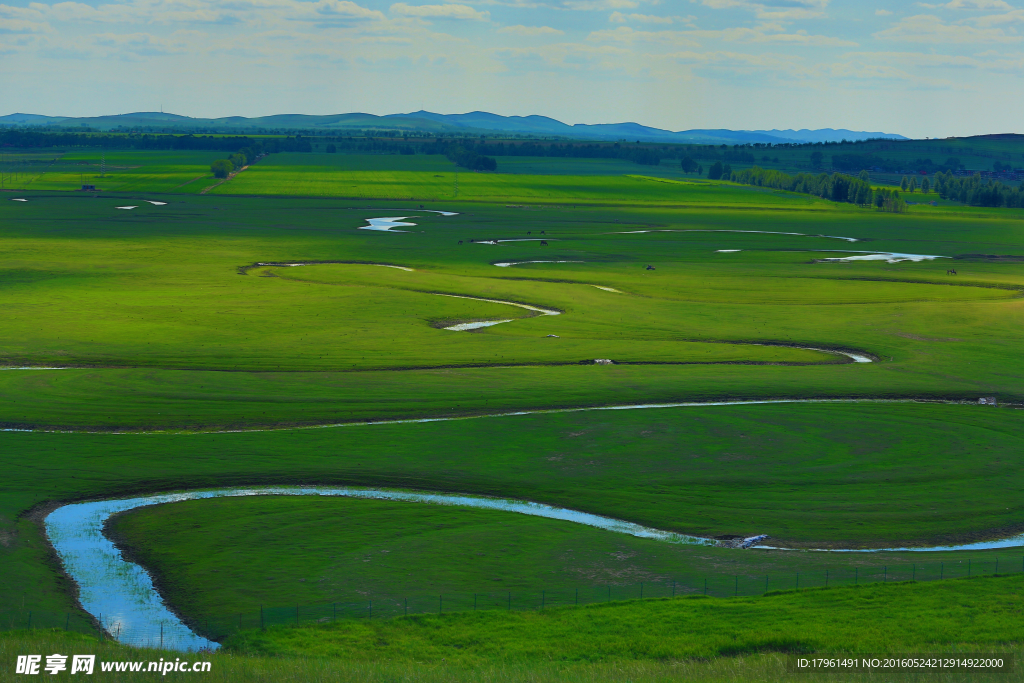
[7,579,1023,683]
[4,402,1024,617]
[2,148,1024,666]
[210,153,826,206]
[15,150,225,194]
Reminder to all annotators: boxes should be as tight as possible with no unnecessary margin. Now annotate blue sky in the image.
[1,0,1022,137]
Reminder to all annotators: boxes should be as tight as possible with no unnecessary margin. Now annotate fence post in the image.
[765,576,768,594]
[825,569,828,587]
[884,566,887,582]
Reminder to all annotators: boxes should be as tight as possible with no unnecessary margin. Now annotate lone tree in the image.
[900,175,909,191]
[211,159,232,179]
[922,177,930,193]
[680,156,698,173]
[909,176,918,193]
[707,161,724,180]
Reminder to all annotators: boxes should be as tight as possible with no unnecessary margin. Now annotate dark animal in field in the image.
[541,230,545,234]
[458,240,463,244]
[646,265,656,270]
[540,240,548,245]
[527,231,531,234]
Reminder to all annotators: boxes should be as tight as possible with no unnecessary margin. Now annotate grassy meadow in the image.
[1,147,1024,671]
[4,576,1024,681]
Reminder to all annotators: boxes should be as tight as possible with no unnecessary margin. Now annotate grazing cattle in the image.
[458,240,463,244]
[646,265,656,270]
[540,240,548,245]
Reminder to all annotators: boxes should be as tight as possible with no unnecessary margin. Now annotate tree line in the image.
[0,129,313,153]
[729,166,906,212]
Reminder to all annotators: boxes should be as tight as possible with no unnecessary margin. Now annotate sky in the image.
[1,0,1023,138]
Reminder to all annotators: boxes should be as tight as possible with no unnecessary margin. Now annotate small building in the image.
[979,397,998,406]
[81,184,97,191]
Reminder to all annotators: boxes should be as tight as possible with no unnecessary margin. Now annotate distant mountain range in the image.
[0,110,907,144]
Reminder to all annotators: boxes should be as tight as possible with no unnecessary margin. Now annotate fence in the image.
[5,555,1023,648]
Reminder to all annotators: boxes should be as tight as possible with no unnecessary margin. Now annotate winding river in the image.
[45,472,1024,651]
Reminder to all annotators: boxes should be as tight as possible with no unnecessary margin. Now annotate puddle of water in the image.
[591,285,621,292]
[11,198,28,202]
[46,486,714,651]
[493,260,582,267]
[114,206,138,210]
[716,250,742,253]
[359,217,417,232]
[259,262,414,272]
[813,251,947,263]
[443,320,514,331]
[615,230,859,242]
[144,201,167,206]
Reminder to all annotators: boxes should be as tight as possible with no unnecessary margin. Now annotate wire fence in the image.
[5,555,1023,648]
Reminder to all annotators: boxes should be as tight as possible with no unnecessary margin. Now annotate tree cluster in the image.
[933,171,1024,208]
[210,145,262,178]
[444,145,497,171]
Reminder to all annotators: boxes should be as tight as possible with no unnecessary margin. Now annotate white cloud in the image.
[609,11,673,22]
[874,13,1022,42]
[498,24,564,34]
[0,16,50,32]
[389,3,489,19]
[588,25,699,44]
[939,0,1013,8]
[690,0,830,20]
[875,9,892,15]
[564,0,639,10]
